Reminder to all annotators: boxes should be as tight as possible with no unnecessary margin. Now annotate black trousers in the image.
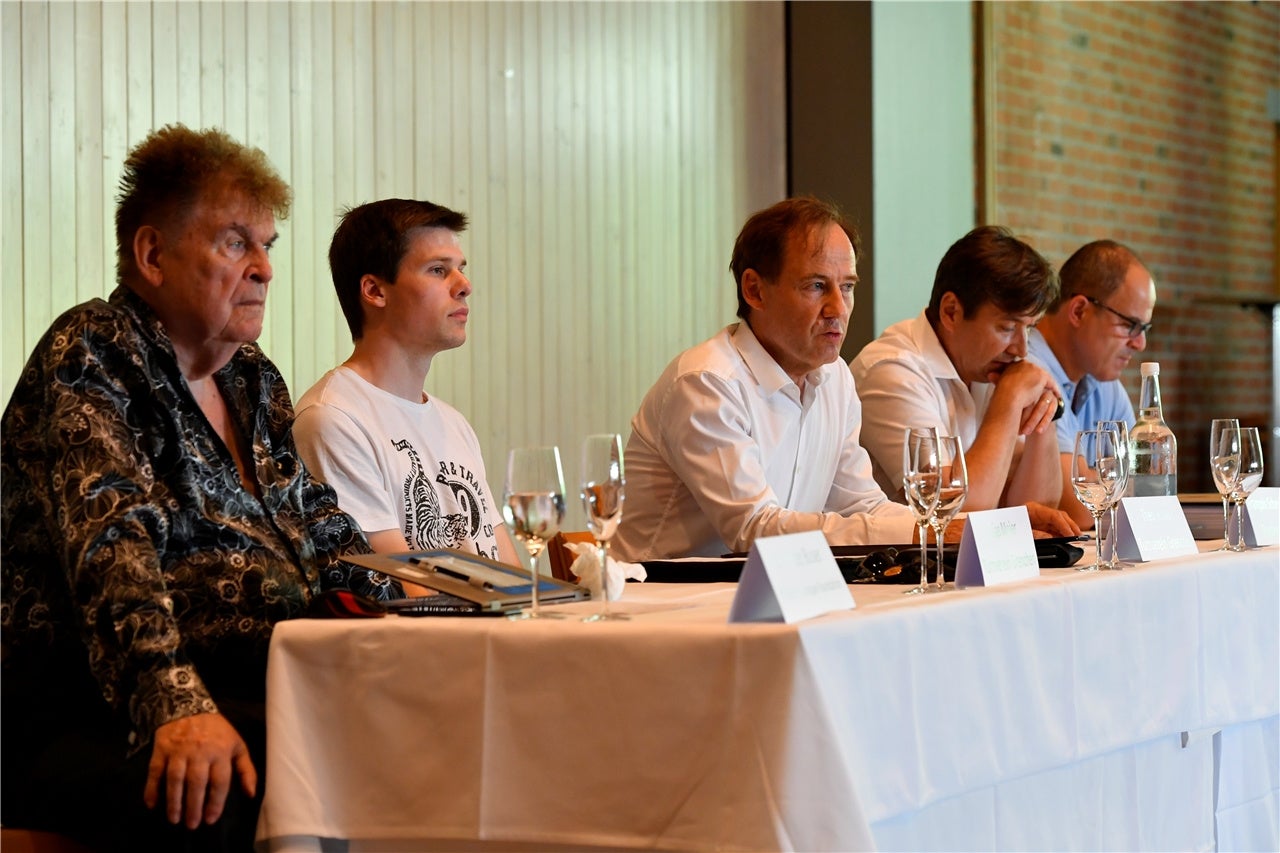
[2,691,266,853]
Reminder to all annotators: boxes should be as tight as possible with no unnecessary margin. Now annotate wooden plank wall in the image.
[2,1,786,525]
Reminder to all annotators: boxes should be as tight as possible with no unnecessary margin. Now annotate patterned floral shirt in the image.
[2,286,390,750]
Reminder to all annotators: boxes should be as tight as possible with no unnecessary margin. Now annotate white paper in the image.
[953,506,1039,588]
[1116,496,1198,561]
[728,530,854,624]
[1243,488,1279,547]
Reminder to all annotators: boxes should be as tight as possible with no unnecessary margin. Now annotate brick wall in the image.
[988,0,1278,491]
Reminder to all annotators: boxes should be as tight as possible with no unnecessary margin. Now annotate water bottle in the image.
[1128,362,1178,496]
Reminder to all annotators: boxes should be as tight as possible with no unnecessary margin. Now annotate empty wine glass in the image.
[1226,427,1265,552]
[1209,418,1241,550]
[1071,428,1123,571]
[902,427,941,595]
[580,433,626,622]
[502,446,567,619]
[1097,419,1130,568]
[928,435,967,591]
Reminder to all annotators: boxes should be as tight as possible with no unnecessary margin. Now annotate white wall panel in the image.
[2,0,785,529]
[74,2,106,308]
[2,0,24,385]
[24,2,56,345]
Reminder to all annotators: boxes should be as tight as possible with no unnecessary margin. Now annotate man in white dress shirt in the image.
[293,200,520,586]
[613,197,916,561]
[1027,240,1156,527]
[850,226,1065,513]
[613,200,1075,563]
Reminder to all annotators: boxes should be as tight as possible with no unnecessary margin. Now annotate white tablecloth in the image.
[257,544,1280,851]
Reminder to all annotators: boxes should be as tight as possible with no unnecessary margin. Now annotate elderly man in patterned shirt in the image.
[1,125,387,851]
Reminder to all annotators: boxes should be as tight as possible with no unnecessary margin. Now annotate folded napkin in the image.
[564,541,647,601]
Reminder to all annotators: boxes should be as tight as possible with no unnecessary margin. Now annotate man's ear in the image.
[132,226,166,289]
[741,269,767,312]
[359,274,389,309]
[937,291,963,331]
[1066,293,1089,326]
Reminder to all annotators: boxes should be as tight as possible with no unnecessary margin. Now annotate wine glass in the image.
[1226,427,1265,552]
[502,446,567,619]
[1071,428,1124,571]
[580,433,627,622]
[1209,418,1241,550]
[1096,419,1130,568]
[928,435,967,591]
[902,428,941,595]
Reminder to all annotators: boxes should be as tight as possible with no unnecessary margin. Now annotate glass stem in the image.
[1107,506,1118,565]
[933,522,945,589]
[1234,500,1245,550]
[1221,496,1230,542]
[598,539,610,616]
[1093,513,1105,567]
[918,524,929,591]
[529,541,542,614]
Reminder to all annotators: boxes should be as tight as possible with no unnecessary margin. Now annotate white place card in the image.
[953,506,1039,587]
[1243,488,1279,547]
[1116,496,1197,561]
[728,530,854,624]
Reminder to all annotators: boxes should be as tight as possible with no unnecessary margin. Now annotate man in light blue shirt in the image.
[1028,240,1157,527]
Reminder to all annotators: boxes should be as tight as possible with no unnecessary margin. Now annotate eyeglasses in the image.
[1084,296,1153,339]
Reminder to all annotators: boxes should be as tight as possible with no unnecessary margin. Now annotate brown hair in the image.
[114,124,291,284]
[729,197,860,320]
[925,225,1058,324]
[328,199,469,340]
[1056,239,1145,307]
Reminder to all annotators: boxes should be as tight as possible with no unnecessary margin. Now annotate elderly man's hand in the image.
[143,712,257,829]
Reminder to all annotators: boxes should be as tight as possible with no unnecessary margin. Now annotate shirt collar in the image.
[730,321,829,397]
[911,312,962,383]
[110,284,179,362]
[1027,328,1096,414]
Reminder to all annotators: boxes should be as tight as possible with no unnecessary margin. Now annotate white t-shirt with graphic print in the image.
[294,366,505,560]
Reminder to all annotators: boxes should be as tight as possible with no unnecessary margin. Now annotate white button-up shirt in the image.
[849,311,995,500]
[613,322,915,561]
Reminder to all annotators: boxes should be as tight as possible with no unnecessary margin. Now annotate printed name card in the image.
[728,530,854,623]
[1244,488,1280,547]
[953,506,1039,588]
[1116,496,1197,561]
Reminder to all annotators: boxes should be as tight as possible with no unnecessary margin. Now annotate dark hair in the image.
[1055,239,1145,308]
[729,196,860,320]
[925,225,1057,324]
[115,124,291,284]
[328,199,469,340]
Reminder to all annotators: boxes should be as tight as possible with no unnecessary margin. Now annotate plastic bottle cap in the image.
[1140,362,1159,376]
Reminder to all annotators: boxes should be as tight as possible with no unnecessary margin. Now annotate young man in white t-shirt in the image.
[294,199,520,581]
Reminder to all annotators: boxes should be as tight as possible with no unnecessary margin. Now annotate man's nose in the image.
[1009,331,1028,358]
[249,246,272,284]
[824,289,848,319]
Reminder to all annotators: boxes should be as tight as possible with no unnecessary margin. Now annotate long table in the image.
[256,544,1279,851]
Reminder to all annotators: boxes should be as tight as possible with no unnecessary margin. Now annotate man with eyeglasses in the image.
[1027,240,1157,527]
